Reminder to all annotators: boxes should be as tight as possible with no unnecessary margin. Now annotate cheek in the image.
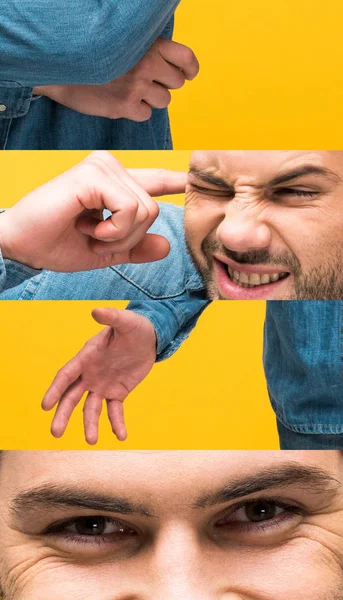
[185,194,225,247]
[226,540,342,600]
[3,557,121,600]
[0,530,92,600]
[276,207,343,268]
[291,227,341,271]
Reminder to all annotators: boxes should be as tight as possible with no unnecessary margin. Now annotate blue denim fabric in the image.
[0,1,178,149]
[277,421,343,449]
[1,202,342,437]
[264,301,343,434]
[0,203,208,355]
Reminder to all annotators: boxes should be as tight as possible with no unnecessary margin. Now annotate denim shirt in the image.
[0,202,209,354]
[0,1,178,149]
[1,202,342,434]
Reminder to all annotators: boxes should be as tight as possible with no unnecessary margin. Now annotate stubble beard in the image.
[186,237,343,300]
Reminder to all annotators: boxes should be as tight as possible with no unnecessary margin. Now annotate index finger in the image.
[127,169,187,197]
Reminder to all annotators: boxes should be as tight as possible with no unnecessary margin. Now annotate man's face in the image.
[185,151,343,299]
[0,451,342,600]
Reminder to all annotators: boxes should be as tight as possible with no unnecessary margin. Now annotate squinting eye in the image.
[189,184,234,197]
[274,188,319,198]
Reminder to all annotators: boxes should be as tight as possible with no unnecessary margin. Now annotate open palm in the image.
[42,308,157,444]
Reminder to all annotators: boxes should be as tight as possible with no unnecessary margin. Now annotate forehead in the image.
[190,151,343,182]
[2,451,340,509]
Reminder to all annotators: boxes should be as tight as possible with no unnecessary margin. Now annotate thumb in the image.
[93,233,170,264]
[130,233,170,263]
[91,307,141,335]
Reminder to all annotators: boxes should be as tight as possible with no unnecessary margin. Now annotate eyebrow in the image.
[268,165,342,186]
[194,463,340,508]
[189,167,235,191]
[11,485,154,518]
[189,165,341,191]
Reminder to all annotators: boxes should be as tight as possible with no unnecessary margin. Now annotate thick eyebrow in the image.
[11,484,154,518]
[190,165,341,192]
[268,165,342,187]
[189,167,235,192]
[194,463,340,508]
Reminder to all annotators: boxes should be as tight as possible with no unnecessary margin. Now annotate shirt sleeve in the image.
[0,248,42,296]
[126,296,210,361]
[0,0,179,88]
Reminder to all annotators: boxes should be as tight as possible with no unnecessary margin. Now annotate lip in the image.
[213,258,290,300]
[213,254,288,276]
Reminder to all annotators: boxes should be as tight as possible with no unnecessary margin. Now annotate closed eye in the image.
[189,183,234,197]
[273,187,320,198]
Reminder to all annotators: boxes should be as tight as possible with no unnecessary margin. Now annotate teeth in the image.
[260,274,271,284]
[227,266,287,288]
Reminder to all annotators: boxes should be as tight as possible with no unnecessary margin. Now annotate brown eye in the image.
[62,516,136,537]
[244,501,279,522]
[71,516,108,535]
[216,501,286,527]
[42,516,141,553]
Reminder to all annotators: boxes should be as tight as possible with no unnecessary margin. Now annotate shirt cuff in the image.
[0,81,34,119]
[126,298,210,361]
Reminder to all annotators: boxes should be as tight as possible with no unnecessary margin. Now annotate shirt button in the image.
[0,104,7,112]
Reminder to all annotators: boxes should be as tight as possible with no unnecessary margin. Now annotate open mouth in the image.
[227,266,289,288]
[213,256,291,299]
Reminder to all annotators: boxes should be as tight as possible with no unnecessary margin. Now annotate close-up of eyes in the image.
[213,498,305,538]
[272,187,320,200]
[38,497,306,555]
[188,181,322,201]
[188,183,234,197]
[42,515,140,550]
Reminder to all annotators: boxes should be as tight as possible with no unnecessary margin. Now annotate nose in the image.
[146,526,250,600]
[152,534,206,600]
[216,205,272,253]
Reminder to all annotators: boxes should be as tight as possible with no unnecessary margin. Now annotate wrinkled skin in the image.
[0,451,342,599]
[185,150,343,299]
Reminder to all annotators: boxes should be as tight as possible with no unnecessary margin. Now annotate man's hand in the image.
[0,151,187,272]
[41,308,157,445]
[33,38,199,121]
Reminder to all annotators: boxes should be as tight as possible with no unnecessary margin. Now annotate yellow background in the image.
[171,0,343,148]
[0,151,277,449]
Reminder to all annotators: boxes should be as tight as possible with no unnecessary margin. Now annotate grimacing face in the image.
[0,451,342,600]
[185,150,343,299]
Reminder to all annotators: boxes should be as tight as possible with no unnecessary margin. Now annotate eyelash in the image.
[41,498,304,549]
[215,498,304,534]
[273,188,319,198]
[190,184,233,197]
[190,184,319,199]
[43,516,138,547]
